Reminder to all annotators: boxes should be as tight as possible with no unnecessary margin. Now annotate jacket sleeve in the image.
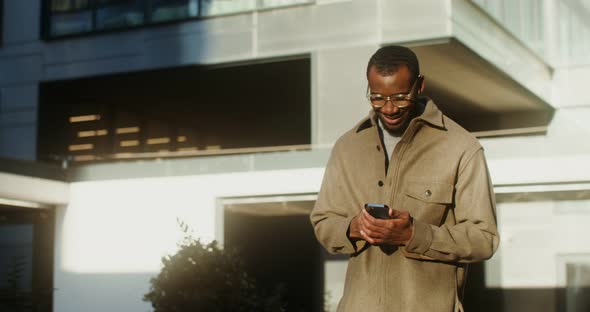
[310,144,367,255]
[403,147,499,263]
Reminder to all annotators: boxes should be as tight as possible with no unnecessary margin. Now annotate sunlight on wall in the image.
[492,199,590,288]
[59,168,324,274]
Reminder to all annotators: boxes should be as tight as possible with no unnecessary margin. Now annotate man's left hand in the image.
[358,208,413,245]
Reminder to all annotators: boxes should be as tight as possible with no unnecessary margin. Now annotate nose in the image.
[380,99,400,115]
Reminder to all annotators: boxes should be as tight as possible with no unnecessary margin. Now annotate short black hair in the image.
[366,45,420,83]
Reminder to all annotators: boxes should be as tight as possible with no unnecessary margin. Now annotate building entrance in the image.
[224,200,323,312]
[0,206,54,312]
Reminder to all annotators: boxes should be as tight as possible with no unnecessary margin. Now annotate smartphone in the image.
[364,203,390,219]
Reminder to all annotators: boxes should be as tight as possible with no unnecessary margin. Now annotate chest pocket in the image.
[403,180,455,226]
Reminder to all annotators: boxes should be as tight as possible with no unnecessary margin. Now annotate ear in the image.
[419,76,425,94]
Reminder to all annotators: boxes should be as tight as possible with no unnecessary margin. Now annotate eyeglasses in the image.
[366,75,424,109]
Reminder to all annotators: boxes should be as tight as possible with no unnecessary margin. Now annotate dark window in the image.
[42,0,312,39]
[150,0,198,23]
[95,0,144,30]
[38,57,311,164]
[47,0,93,37]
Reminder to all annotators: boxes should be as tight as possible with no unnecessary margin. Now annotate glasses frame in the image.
[366,75,424,109]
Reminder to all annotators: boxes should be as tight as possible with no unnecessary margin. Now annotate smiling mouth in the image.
[382,112,404,124]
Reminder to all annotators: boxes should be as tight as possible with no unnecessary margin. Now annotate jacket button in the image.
[376,145,381,151]
[425,190,432,196]
[378,180,384,187]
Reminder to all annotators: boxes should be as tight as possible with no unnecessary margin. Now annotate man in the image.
[310,45,499,312]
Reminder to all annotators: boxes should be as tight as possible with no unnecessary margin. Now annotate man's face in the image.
[367,65,417,135]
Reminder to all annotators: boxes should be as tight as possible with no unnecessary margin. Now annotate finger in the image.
[390,208,402,219]
[359,211,371,229]
[359,215,383,238]
[362,218,390,237]
[362,211,388,230]
[362,209,377,223]
[398,210,411,220]
[361,230,386,245]
[362,222,388,238]
[360,230,375,244]
[392,218,412,229]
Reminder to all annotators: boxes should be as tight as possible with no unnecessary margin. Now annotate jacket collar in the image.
[355,97,446,133]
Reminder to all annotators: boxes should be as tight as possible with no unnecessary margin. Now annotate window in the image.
[48,0,93,37]
[200,0,255,17]
[96,0,144,30]
[43,0,314,39]
[38,58,311,164]
[150,0,198,23]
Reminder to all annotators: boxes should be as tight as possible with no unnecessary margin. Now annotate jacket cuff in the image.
[404,219,433,255]
[337,215,360,254]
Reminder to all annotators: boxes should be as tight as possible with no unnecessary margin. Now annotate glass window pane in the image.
[258,0,312,9]
[200,0,255,17]
[51,0,72,12]
[50,11,93,36]
[96,0,145,30]
[150,0,198,23]
[51,0,90,12]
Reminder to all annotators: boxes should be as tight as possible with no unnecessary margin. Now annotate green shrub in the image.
[144,221,286,312]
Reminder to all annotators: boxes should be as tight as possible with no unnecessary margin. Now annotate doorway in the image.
[0,205,54,312]
[223,199,323,312]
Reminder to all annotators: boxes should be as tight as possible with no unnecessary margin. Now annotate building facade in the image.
[1,0,590,311]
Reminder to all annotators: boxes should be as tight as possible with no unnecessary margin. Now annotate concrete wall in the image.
[0,0,445,159]
[0,0,42,160]
[54,168,324,312]
[0,0,560,157]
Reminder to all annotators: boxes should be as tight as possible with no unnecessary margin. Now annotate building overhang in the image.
[411,38,555,135]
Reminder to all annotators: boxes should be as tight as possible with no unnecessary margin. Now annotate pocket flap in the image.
[405,180,454,204]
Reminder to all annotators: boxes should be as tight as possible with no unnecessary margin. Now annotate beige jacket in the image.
[310,100,499,312]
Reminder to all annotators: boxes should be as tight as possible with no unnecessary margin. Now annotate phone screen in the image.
[364,203,390,219]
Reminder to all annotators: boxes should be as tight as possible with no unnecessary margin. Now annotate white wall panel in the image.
[0,54,43,85]
[0,172,68,204]
[380,0,451,44]
[481,106,590,186]
[314,45,377,144]
[257,1,379,56]
[0,85,38,112]
[3,0,41,45]
[43,32,143,65]
[0,125,37,160]
[142,25,254,66]
[552,65,590,108]
[44,54,145,81]
[494,198,590,288]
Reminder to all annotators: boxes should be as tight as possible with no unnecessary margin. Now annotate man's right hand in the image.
[349,207,413,246]
[348,212,364,240]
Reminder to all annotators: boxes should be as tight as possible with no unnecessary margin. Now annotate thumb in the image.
[389,208,401,218]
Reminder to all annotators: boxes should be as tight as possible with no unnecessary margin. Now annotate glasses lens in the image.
[369,95,386,107]
[369,95,412,108]
[393,100,411,108]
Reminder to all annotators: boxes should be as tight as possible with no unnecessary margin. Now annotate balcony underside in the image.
[411,38,554,135]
